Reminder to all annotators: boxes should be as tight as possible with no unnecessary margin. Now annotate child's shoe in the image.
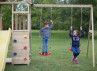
[74,58,79,64]
[72,56,75,63]
[45,52,51,56]
[45,52,48,55]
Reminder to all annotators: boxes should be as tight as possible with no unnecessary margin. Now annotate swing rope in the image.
[70,7,73,30]
[80,8,83,30]
[87,25,90,58]
[86,10,91,57]
[40,7,43,29]
[80,0,89,58]
[70,7,83,30]
[50,7,53,20]
[69,7,73,49]
[49,7,53,49]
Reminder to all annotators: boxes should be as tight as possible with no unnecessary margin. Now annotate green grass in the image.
[5,30,97,71]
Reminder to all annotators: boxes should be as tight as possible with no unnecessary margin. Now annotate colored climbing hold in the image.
[13,39,17,43]
[13,52,17,56]
[24,46,27,50]
[24,57,27,61]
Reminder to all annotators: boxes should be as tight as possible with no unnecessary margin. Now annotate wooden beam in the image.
[0,2,19,5]
[0,2,92,8]
[34,4,92,8]
[91,6,95,67]
[6,58,12,63]
[0,1,32,5]
[13,11,29,14]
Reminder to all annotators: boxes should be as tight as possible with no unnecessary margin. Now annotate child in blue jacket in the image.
[70,26,84,64]
[40,20,53,55]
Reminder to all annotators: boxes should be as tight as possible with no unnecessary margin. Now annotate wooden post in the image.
[19,15,21,30]
[16,14,18,30]
[28,4,31,32]
[23,15,26,30]
[91,6,95,67]
[12,4,14,30]
[0,14,2,30]
[23,15,25,30]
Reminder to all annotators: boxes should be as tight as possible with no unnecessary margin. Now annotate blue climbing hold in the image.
[13,52,17,56]
[13,39,17,43]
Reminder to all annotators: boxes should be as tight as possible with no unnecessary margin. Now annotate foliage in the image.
[0,0,97,31]
[1,5,12,30]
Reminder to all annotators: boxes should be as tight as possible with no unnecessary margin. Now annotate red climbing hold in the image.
[24,46,27,50]
[24,57,27,61]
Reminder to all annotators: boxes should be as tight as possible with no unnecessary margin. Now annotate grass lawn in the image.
[5,30,97,71]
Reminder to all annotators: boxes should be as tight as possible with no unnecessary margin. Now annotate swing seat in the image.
[68,48,72,52]
[39,52,51,56]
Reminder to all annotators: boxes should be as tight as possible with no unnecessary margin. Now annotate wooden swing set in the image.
[0,0,95,68]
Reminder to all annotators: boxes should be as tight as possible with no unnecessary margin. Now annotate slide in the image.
[0,28,11,71]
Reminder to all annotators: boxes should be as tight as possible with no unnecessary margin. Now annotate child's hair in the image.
[44,21,49,26]
[74,30,80,36]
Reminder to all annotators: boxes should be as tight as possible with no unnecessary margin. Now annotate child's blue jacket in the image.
[40,24,53,39]
[70,30,84,48]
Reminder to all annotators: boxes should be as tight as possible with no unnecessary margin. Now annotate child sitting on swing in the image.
[69,26,84,64]
[40,20,53,56]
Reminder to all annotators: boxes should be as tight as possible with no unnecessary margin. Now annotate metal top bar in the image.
[34,4,92,8]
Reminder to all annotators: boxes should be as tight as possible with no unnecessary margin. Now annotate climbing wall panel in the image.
[12,31,30,64]
[12,56,30,64]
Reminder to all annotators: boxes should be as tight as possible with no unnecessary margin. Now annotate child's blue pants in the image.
[72,47,80,58]
[42,38,49,53]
